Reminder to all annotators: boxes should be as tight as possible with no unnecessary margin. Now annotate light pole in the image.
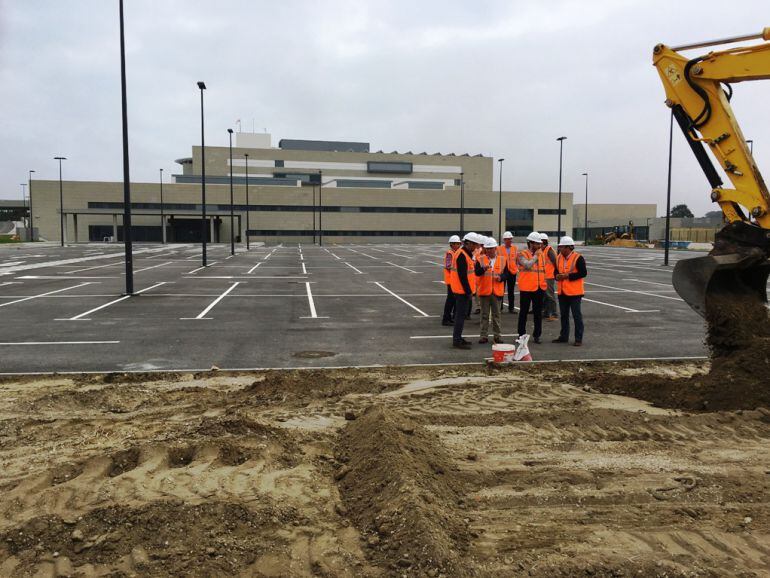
[318,170,324,246]
[119,0,134,295]
[460,171,465,235]
[582,172,588,244]
[159,168,165,244]
[28,170,35,242]
[244,153,250,250]
[197,81,207,266]
[312,182,317,244]
[664,109,673,266]
[227,128,235,256]
[556,136,567,240]
[498,159,504,239]
[747,139,754,155]
[54,156,66,246]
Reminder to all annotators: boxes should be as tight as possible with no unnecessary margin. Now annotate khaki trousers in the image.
[479,295,502,339]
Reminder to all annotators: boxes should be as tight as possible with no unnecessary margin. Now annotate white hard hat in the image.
[477,235,489,245]
[558,235,576,247]
[462,232,476,242]
[502,231,513,239]
[448,235,461,243]
[484,238,498,249]
[539,233,549,241]
[526,232,542,243]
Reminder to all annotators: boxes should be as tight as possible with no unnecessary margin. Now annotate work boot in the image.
[532,337,542,344]
[552,337,568,343]
[574,341,583,347]
[478,337,489,344]
[441,320,453,326]
[453,341,471,350]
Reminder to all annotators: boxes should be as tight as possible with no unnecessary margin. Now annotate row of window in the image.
[245,229,494,237]
[88,202,492,215]
[175,174,443,189]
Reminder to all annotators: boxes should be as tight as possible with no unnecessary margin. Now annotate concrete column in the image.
[210,218,216,243]
[73,214,78,243]
[161,216,167,244]
[63,214,68,245]
[112,214,118,242]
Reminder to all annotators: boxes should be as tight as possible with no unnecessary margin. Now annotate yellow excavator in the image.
[653,29,770,317]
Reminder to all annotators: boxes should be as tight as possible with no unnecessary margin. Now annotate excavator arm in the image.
[652,30,770,318]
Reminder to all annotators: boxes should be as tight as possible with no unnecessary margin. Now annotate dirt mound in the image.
[0,500,292,576]
[335,405,472,576]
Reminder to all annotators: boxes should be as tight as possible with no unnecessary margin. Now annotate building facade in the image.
[573,203,657,241]
[30,134,573,244]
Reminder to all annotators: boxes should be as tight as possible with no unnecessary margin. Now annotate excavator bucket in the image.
[672,251,770,318]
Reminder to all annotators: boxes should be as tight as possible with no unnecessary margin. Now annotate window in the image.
[274,160,284,167]
[336,179,392,188]
[407,181,444,189]
[506,208,534,237]
[367,161,413,174]
[537,208,567,215]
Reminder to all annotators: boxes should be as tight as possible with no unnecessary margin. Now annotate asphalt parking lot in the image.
[0,241,709,373]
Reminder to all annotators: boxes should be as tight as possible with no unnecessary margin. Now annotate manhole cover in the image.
[292,351,337,359]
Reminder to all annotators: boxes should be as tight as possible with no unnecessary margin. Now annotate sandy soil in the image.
[0,362,768,577]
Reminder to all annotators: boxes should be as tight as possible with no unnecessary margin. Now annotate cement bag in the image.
[513,334,533,362]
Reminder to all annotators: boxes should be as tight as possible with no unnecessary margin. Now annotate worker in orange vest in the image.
[471,236,486,315]
[475,238,506,344]
[539,233,559,321]
[442,235,462,326]
[497,231,518,313]
[449,233,481,349]
[552,236,587,346]
[517,231,547,343]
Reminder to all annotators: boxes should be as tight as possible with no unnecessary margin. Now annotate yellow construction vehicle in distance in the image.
[653,29,770,317]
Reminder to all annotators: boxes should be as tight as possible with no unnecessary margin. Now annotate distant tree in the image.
[670,204,694,218]
[703,210,723,219]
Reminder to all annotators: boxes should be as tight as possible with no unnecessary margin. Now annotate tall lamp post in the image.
[19,184,27,237]
[227,128,235,256]
[556,136,567,241]
[244,153,250,250]
[664,108,673,266]
[581,172,589,244]
[318,171,324,246]
[54,156,66,246]
[460,171,465,235]
[312,183,317,244]
[498,159,504,239]
[28,170,35,242]
[119,0,134,295]
[197,81,207,266]
[159,168,165,244]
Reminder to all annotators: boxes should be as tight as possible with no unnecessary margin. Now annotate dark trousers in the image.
[518,289,544,339]
[558,294,584,341]
[442,285,455,323]
[453,293,470,343]
[505,275,516,311]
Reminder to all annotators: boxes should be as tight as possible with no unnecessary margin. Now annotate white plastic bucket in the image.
[492,343,516,363]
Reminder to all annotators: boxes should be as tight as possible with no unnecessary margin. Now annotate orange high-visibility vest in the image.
[497,244,519,275]
[543,246,557,280]
[449,248,476,295]
[476,254,506,297]
[517,250,547,292]
[443,249,455,285]
[556,251,585,296]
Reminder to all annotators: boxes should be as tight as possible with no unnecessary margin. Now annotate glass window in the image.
[367,161,413,174]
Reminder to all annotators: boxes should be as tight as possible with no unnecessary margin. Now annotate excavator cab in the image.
[653,31,770,320]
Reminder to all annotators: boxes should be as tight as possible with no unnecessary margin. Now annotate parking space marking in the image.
[301,281,329,319]
[411,333,520,340]
[347,247,379,260]
[17,276,118,280]
[181,282,240,320]
[301,263,308,274]
[134,261,174,273]
[582,297,659,313]
[345,262,365,274]
[586,281,683,301]
[66,262,122,274]
[247,262,263,274]
[624,278,672,287]
[62,282,167,320]
[184,275,307,280]
[0,283,93,309]
[0,341,120,346]
[386,261,421,274]
[371,281,430,317]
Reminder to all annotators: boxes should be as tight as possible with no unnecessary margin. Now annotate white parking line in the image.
[0,341,120,346]
[371,281,430,317]
[411,333,520,340]
[0,283,92,309]
[581,297,659,313]
[624,278,672,287]
[345,262,365,274]
[66,262,120,274]
[386,261,421,274]
[17,276,118,280]
[63,282,167,320]
[184,275,307,279]
[181,282,240,320]
[247,261,263,274]
[134,261,173,273]
[301,281,328,319]
[302,262,308,274]
[586,281,683,301]
[348,247,379,260]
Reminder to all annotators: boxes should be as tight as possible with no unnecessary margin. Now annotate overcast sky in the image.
[1,0,768,217]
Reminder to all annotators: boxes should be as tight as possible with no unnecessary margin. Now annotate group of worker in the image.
[443,230,587,350]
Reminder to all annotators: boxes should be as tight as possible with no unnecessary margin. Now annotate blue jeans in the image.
[453,293,470,343]
[558,295,584,341]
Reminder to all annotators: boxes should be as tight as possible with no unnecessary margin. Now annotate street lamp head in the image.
[557,136,567,141]
[197,81,206,90]
[582,172,588,176]
[499,158,505,162]
[54,156,66,161]
[244,153,249,158]
[227,128,233,134]
[29,170,35,174]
